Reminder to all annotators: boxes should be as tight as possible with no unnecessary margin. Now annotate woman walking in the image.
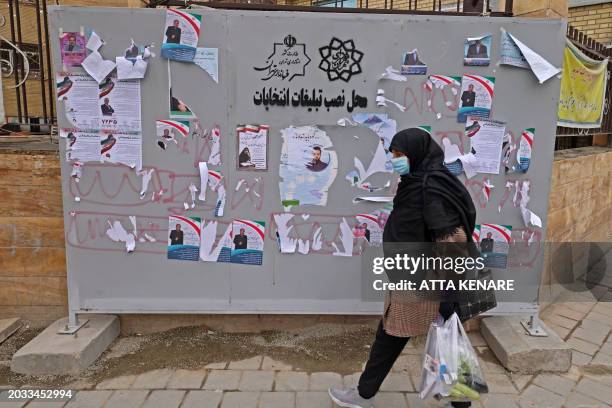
[329,128,479,408]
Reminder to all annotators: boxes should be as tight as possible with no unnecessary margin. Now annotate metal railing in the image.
[555,25,612,150]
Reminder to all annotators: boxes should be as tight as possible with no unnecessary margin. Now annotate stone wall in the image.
[569,1,612,45]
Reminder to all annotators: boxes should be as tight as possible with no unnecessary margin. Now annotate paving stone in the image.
[583,374,612,387]
[205,362,228,369]
[274,372,309,392]
[517,385,565,408]
[258,391,295,407]
[19,402,65,408]
[510,374,533,391]
[261,357,292,371]
[166,369,206,389]
[560,365,582,382]
[181,390,223,408]
[308,373,342,391]
[544,314,579,331]
[0,392,29,408]
[567,337,600,356]
[532,374,576,397]
[585,311,612,327]
[563,391,611,408]
[572,327,609,347]
[95,375,137,390]
[295,391,332,408]
[481,394,520,408]
[592,351,612,366]
[203,370,242,391]
[555,305,587,321]
[575,378,612,404]
[342,373,361,388]
[486,373,519,394]
[564,302,596,314]
[103,390,149,408]
[379,373,413,392]
[228,357,262,370]
[64,390,112,408]
[372,392,407,408]
[547,324,571,340]
[131,369,174,389]
[468,331,488,347]
[392,354,422,375]
[592,304,612,318]
[599,341,612,356]
[238,371,274,392]
[405,393,442,408]
[141,390,185,408]
[572,350,593,366]
[221,391,260,408]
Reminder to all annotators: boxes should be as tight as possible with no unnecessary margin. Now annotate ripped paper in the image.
[379,66,407,82]
[331,218,354,257]
[500,28,561,84]
[517,128,535,173]
[81,32,116,84]
[194,47,219,83]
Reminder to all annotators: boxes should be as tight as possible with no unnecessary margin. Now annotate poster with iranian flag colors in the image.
[230,219,266,266]
[517,128,535,173]
[477,223,512,269]
[167,215,201,261]
[458,74,495,122]
[161,9,202,62]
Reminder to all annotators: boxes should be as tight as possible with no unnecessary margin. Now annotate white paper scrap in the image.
[297,239,310,255]
[332,218,354,257]
[274,213,297,254]
[198,162,208,202]
[138,169,154,199]
[380,66,407,82]
[194,47,219,83]
[312,227,323,251]
[353,196,394,204]
[81,50,116,84]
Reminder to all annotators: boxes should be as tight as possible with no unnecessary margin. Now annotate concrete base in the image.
[11,314,119,376]
[0,318,21,345]
[481,316,572,374]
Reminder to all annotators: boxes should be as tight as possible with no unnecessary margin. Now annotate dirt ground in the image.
[0,323,377,388]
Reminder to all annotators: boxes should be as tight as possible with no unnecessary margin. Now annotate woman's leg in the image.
[357,320,410,399]
[450,401,471,407]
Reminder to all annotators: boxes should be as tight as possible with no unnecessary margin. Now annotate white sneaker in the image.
[328,387,374,408]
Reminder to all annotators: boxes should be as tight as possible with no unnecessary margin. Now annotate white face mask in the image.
[391,156,410,175]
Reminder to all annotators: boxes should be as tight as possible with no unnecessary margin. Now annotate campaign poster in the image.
[168,215,201,261]
[61,128,100,163]
[60,32,86,67]
[517,128,535,173]
[279,126,338,208]
[100,130,142,171]
[477,224,512,269]
[161,9,202,62]
[457,75,495,123]
[400,49,427,75]
[237,125,268,171]
[56,73,99,129]
[464,35,492,66]
[230,219,265,266]
[354,212,384,247]
[465,117,505,174]
[98,75,142,132]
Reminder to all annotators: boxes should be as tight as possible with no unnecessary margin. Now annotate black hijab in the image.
[383,128,476,243]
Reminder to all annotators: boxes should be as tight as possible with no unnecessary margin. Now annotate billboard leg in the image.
[57,311,88,335]
[521,314,549,337]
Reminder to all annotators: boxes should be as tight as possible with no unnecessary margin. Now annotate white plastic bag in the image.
[419,313,488,402]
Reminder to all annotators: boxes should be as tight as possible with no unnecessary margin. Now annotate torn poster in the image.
[168,61,196,119]
[208,125,222,165]
[401,49,427,75]
[457,74,495,123]
[188,182,198,208]
[518,181,542,228]
[161,9,202,62]
[231,219,265,266]
[332,218,354,257]
[346,137,392,189]
[81,32,116,84]
[99,75,142,132]
[138,168,154,199]
[352,113,397,171]
[237,124,268,170]
[500,28,560,84]
[60,31,86,67]
[56,73,99,129]
[194,47,218,83]
[61,129,100,163]
[207,170,226,217]
[352,196,394,204]
[477,223,512,269]
[375,89,406,112]
[156,119,189,149]
[116,40,154,80]
[501,132,517,174]
[71,162,83,182]
[273,213,297,253]
[425,75,461,93]
[279,126,337,208]
[100,130,142,170]
[167,215,201,261]
[355,212,384,247]
[465,117,505,174]
[464,34,491,66]
[200,220,232,263]
[482,179,494,204]
[106,219,136,253]
[379,66,407,82]
[198,162,209,201]
[517,128,535,173]
[442,136,478,178]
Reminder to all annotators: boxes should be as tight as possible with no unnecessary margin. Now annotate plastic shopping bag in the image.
[419,313,488,402]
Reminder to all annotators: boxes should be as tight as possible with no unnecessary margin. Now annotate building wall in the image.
[568,2,612,45]
[1,147,609,331]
